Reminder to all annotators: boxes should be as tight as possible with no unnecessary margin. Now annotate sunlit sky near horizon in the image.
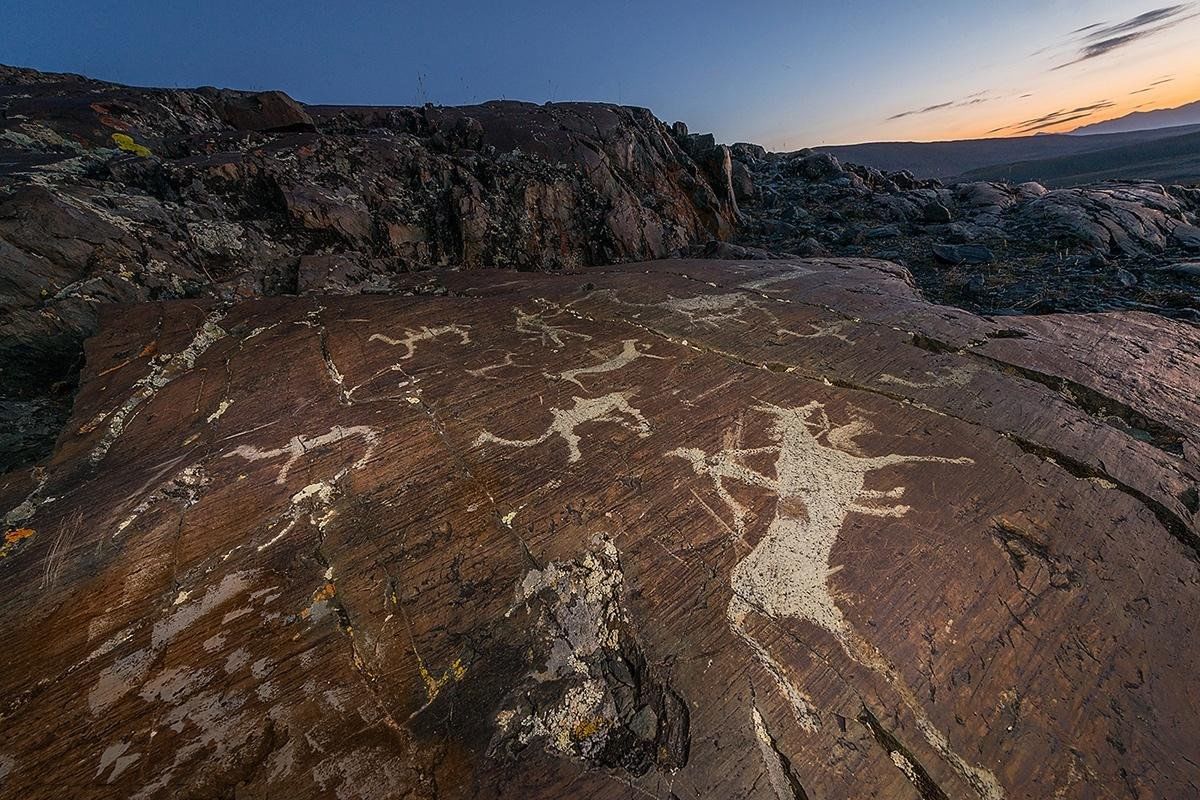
[2,1,1198,148]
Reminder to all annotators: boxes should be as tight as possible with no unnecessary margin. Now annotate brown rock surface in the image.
[2,259,1197,799]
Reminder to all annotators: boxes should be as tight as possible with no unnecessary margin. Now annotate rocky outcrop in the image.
[734,150,1200,318]
[0,65,738,470]
[1,258,1197,799]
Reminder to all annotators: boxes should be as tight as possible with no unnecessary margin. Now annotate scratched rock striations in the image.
[0,64,737,469]
[1,258,1198,799]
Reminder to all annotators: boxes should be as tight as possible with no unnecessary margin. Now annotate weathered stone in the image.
[1,258,1197,800]
[200,88,316,132]
[932,242,995,265]
[922,201,953,224]
[1173,223,1200,251]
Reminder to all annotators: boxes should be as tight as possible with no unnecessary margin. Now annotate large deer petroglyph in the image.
[673,402,1004,800]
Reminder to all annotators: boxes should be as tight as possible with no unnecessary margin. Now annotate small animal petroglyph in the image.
[659,292,777,329]
[466,352,528,379]
[224,425,377,485]
[545,339,666,388]
[515,303,592,349]
[368,324,471,359]
[879,366,975,389]
[224,425,378,550]
[777,318,857,345]
[474,392,650,463]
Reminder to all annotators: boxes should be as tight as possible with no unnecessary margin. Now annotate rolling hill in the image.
[960,127,1200,187]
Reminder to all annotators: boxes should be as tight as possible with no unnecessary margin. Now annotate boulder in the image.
[730,142,767,162]
[932,242,995,265]
[1172,223,1200,251]
[730,159,755,201]
[202,89,316,132]
[922,201,953,224]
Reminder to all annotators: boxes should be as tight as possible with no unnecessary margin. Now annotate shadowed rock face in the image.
[1,259,1198,799]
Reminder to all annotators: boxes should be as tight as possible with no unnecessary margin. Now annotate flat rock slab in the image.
[1,259,1198,799]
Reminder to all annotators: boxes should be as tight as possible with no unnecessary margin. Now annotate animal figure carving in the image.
[674,402,1002,799]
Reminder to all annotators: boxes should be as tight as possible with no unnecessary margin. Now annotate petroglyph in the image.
[674,402,1002,799]
[368,324,471,359]
[739,265,817,292]
[777,319,857,345]
[474,392,650,463]
[339,364,417,403]
[224,425,377,485]
[466,352,528,379]
[88,310,228,465]
[515,304,592,349]
[879,366,975,390]
[224,425,378,550]
[545,339,666,388]
[660,292,777,329]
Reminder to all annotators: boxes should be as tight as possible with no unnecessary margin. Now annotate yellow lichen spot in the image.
[111,132,151,157]
[571,716,607,741]
[417,656,467,702]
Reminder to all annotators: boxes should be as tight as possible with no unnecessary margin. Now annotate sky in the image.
[2,1,1198,148]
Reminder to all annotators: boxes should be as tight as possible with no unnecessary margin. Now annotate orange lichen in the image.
[299,581,338,620]
[4,528,34,544]
[0,528,35,558]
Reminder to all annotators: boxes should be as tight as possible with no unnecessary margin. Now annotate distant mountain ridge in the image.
[1071,99,1200,136]
[961,127,1200,187]
[814,124,1200,182]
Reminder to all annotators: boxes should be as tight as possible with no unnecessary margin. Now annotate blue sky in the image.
[2,1,1198,147]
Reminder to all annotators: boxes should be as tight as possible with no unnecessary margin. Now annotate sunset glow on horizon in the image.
[2,0,1198,149]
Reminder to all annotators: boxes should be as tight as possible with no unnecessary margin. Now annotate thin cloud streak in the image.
[1053,4,1198,69]
[988,101,1116,134]
[1080,5,1188,41]
[887,91,997,121]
